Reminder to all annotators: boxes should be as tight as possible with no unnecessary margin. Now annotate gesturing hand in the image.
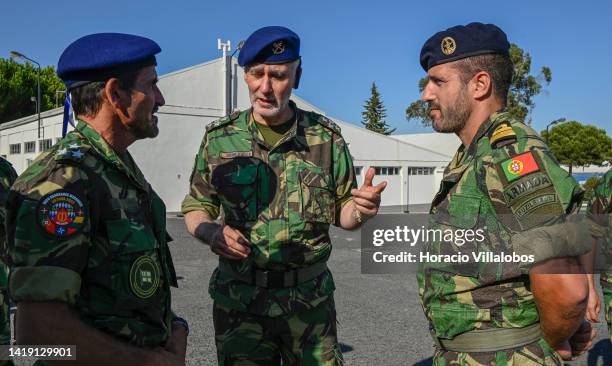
[209,225,251,260]
[351,167,387,219]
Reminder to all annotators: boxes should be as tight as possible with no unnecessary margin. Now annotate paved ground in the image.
[168,217,611,366]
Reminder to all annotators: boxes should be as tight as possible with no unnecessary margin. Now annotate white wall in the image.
[1,57,452,212]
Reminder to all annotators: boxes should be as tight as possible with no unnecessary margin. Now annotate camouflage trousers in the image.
[602,272,612,340]
[0,287,9,345]
[213,296,343,365]
[433,338,563,365]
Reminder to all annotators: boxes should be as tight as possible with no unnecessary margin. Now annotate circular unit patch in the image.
[129,255,160,299]
[37,191,87,238]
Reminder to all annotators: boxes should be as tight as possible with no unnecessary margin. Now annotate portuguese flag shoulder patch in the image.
[501,152,540,182]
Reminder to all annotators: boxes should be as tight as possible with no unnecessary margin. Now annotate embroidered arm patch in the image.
[37,191,87,239]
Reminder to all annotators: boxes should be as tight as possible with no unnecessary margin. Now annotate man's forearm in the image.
[16,301,166,366]
[530,257,589,347]
[184,210,220,244]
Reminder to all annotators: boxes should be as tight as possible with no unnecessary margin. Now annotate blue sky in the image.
[2,0,611,135]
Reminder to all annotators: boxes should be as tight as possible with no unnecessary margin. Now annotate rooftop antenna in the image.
[217,39,231,57]
[218,39,232,116]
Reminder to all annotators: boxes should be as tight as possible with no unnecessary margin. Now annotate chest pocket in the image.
[299,169,335,224]
[105,218,163,308]
[212,159,261,222]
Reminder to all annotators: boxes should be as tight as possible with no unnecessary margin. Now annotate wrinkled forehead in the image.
[246,60,298,73]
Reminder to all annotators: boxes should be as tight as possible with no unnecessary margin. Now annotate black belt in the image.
[218,261,328,289]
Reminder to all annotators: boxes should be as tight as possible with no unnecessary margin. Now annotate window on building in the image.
[9,144,21,155]
[24,141,36,153]
[408,167,435,175]
[374,166,400,175]
[355,166,363,175]
[39,139,53,152]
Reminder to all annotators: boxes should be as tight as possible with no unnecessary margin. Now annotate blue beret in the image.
[420,22,510,71]
[238,26,300,67]
[58,33,161,89]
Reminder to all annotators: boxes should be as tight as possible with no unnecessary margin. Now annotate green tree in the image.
[0,58,65,123]
[543,121,612,174]
[405,44,552,126]
[582,175,602,200]
[362,82,395,135]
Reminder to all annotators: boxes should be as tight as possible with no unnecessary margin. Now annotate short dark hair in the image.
[452,54,513,104]
[70,70,141,117]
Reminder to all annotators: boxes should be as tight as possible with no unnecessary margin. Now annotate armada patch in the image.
[129,255,160,299]
[37,191,87,238]
[503,172,552,204]
[221,151,253,159]
[500,152,540,182]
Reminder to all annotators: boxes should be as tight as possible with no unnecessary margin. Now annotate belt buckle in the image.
[255,269,285,288]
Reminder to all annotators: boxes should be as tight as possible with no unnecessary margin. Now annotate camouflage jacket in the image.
[0,157,17,345]
[0,157,17,285]
[417,111,583,341]
[7,121,178,348]
[588,169,611,276]
[182,101,356,316]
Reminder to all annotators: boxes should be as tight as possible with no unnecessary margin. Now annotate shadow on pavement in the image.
[339,343,354,353]
[586,339,611,366]
[413,357,432,366]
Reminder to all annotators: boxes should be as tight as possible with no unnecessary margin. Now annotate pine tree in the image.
[361,82,395,135]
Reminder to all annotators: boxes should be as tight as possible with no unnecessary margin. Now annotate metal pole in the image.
[9,51,42,138]
[545,118,566,143]
[37,63,41,138]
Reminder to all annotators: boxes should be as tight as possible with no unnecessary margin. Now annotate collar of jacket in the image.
[246,100,309,150]
[75,120,149,190]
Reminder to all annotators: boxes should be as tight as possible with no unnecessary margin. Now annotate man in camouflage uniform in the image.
[0,157,17,358]
[182,26,385,365]
[416,23,594,365]
[6,33,187,365]
[587,169,612,340]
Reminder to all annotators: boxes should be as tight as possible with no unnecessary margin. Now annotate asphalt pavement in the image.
[168,217,611,366]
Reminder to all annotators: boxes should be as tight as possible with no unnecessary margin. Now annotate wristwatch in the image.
[172,316,189,335]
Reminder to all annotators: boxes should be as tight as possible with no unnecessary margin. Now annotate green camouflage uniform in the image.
[417,111,584,365]
[587,169,612,340]
[0,158,17,347]
[182,101,355,365]
[6,121,178,353]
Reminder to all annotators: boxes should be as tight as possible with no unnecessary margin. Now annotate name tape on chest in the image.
[221,151,253,159]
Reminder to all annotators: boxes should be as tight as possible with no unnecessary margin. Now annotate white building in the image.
[1,56,454,212]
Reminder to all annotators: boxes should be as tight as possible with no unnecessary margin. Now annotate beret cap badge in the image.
[272,41,285,55]
[441,37,457,55]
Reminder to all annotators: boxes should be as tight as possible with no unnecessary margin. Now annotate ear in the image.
[293,59,302,89]
[104,78,130,117]
[471,71,492,100]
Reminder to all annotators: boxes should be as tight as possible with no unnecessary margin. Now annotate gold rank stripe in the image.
[490,124,515,145]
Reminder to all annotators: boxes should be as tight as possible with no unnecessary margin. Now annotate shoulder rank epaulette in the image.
[206,110,241,132]
[489,121,516,148]
[317,115,341,134]
[54,143,87,162]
